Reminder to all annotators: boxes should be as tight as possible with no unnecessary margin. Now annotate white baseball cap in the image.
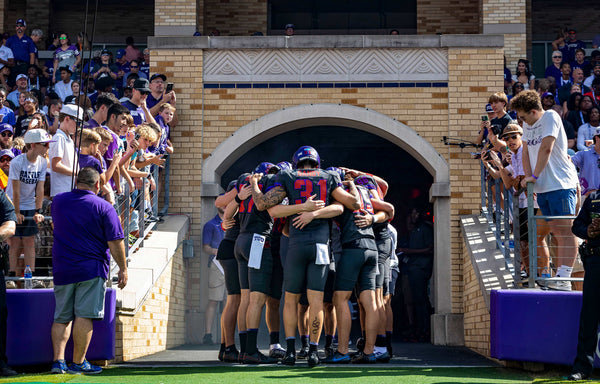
[24,128,55,144]
[60,104,84,121]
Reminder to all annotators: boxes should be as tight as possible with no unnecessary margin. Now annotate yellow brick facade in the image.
[462,237,491,356]
[148,43,503,329]
[115,246,187,362]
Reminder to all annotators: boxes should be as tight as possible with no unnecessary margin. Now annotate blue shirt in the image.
[572,148,600,196]
[51,189,124,285]
[121,100,145,126]
[5,34,35,63]
[202,214,224,251]
[0,106,15,126]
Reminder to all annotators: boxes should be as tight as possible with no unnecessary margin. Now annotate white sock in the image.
[556,265,573,277]
[375,346,387,354]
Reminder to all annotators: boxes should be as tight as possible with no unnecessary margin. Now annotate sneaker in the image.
[5,281,16,289]
[237,352,246,364]
[307,350,320,367]
[242,351,278,364]
[546,279,572,291]
[218,348,224,362]
[568,372,589,381]
[202,334,214,345]
[297,344,309,359]
[355,337,365,352]
[374,350,390,363]
[67,360,102,374]
[269,343,286,359]
[281,350,296,366]
[50,359,67,374]
[0,365,17,377]
[324,345,335,359]
[351,352,377,364]
[128,234,138,246]
[323,351,351,364]
[223,348,239,363]
[33,280,45,289]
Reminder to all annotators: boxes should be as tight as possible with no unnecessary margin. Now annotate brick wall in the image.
[462,237,490,356]
[155,0,196,30]
[115,245,187,362]
[447,46,503,313]
[203,0,267,36]
[417,0,479,35]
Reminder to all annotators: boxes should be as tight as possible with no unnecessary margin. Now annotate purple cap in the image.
[541,92,554,98]
[0,149,14,159]
[0,124,13,134]
[485,103,494,113]
[116,49,126,59]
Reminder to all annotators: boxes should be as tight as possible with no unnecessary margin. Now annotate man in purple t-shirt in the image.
[49,167,127,375]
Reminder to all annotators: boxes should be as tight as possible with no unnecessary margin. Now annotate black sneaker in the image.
[324,346,335,359]
[307,350,320,367]
[297,345,309,359]
[375,350,390,363]
[568,372,589,381]
[355,337,365,352]
[223,349,239,363]
[242,351,278,364]
[351,352,377,364]
[0,365,17,377]
[202,334,214,345]
[281,350,296,366]
[237,352,246,364]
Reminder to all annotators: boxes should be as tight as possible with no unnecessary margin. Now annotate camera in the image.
[490,124,502,136]
[482,150,492,161]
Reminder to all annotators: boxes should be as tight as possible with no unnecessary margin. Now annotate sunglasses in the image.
[0,157,10,162]
[59,37,67,40]
[503,134,519,141]
[553,56,562,59]
[0,132,12,137]
[130,65,138,68]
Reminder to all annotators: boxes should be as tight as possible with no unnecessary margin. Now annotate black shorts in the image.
[217,238,236,261]
[234,233,273,295]
[375,237,392,290]
[15,209,38,237]
[335,247,378,293]
[284,242,328,294]
[269,253,283,300]
[220,257,240,295]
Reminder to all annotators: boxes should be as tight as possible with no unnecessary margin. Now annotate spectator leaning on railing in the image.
[513,90,579,291]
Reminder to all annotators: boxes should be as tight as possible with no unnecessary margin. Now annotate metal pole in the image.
[527,182,537,288]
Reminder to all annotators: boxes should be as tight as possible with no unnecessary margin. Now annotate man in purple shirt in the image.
[50,167,127,375]
[572,134,600,197]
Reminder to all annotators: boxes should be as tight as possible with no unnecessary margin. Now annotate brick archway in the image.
[201,103,457,345]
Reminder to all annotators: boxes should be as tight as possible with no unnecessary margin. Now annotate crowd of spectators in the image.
[0,18,177,284]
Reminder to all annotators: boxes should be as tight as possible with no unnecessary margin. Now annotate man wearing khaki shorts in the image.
[50,168,127,375]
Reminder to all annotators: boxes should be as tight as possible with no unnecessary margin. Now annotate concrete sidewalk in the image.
[121,342,499,368]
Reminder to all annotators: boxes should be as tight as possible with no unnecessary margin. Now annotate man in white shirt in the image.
[48,104,82,197]
[513,90,579,291]
[0,33,14,70]
[53,66,73,102]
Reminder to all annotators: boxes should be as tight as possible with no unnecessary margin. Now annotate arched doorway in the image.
[201,103,455,344]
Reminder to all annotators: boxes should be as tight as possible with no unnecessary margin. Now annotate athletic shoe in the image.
[386,344,393,358]
[324,345,335,359]
[297,345,309,359]
[202,334,214,345]
[546,279,572,291]
[375,350,390,363]
[355,337,365,352]
[281,350,296,366]
[351,352,377,364]
[237,352,246,364]
[223,348,240,363]
[218,348,224,362]
[67,360,102,374]
[5,281,16,289]
[0,365,16,377]
[50,359,68,374]
[568,372,589,381]
[307,350,320,367]
[242,351,278,364]
[269,343,286,359]
[323,351,351,364]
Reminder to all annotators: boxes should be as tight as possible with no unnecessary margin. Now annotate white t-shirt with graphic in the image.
[6,153,46,210]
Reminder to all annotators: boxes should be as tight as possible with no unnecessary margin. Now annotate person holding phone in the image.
[147,73,177,127]
[475,103,496,146]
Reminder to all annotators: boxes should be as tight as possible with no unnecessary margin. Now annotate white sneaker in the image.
[269,343,285,359]
[546,279,572,291]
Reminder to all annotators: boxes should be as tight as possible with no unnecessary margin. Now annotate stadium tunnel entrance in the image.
[201,104,456,345]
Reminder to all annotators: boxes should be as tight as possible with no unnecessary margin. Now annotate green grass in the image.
[0,366,538,384]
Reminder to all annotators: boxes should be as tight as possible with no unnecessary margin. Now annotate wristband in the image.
[531,174,538,180]
[36,209,42,214]
[234,195,242,204]
[371,214,377,224]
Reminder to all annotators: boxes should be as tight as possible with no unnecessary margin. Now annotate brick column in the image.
[155,0,198,36]
[481,0,529,78]
[25,0,50,37]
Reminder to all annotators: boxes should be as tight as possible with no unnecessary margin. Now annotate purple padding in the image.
[490,289,599,366]
[6,288,116,366]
